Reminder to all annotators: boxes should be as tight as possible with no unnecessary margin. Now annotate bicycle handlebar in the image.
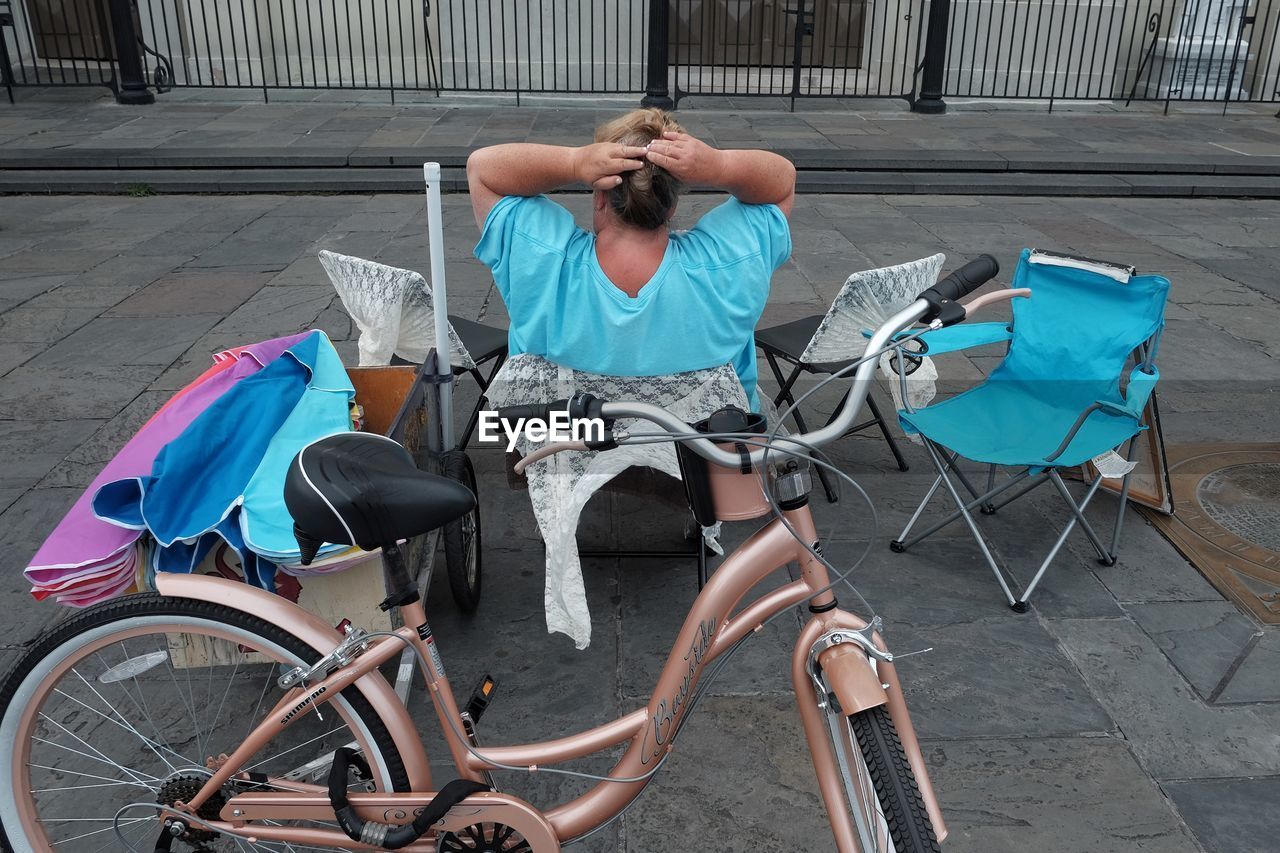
[495,394,607,428]
[918,254,1000,327]
[505,258,1017,473]
[604,296,929,470]
[929,254,1000,303]
[495,400,568,424]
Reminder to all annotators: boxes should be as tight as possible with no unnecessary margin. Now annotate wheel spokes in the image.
[12,620,389,851]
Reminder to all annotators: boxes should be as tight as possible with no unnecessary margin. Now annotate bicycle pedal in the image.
[465,674,497,724]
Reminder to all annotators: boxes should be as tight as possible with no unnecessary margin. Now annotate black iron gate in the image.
[940,0,1280,111]
[3,0,1276,110]
[668,0,927,106]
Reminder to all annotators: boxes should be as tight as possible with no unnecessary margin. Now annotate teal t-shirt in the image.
[474,195,791,411]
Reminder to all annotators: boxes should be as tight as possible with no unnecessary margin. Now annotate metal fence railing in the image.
[2,0,117,88]
[670,0,926,103]
[2,0,1276,109]
[137,0,439,94]
[0,0,648,99]
[434,0,647,93]
[943,0,1280,106]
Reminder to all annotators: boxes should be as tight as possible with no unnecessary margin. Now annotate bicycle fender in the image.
[819,643,888,715]
[154,572,433,790]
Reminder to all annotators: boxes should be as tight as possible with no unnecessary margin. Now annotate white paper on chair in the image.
[1091,450,1138,480]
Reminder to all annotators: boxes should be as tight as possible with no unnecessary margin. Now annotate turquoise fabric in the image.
[94,331,355,590]
[906,321,1013,356]
[899,249,1169,468]
[475,195,792,411]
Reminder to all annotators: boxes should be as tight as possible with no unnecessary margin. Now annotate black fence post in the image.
[106,0,154,104]
[0,3,14,105]
[913,0,950,114]
[641,0,673,109]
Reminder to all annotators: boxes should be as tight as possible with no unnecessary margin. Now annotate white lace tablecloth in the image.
[485,355,750,648]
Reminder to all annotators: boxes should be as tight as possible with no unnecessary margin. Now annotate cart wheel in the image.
[442,450,482,612]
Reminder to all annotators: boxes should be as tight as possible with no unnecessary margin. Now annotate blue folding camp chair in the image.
[889,248,1170,611]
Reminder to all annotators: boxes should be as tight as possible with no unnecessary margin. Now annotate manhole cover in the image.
[1146,445,1280,625]
[1196,463,1280,552]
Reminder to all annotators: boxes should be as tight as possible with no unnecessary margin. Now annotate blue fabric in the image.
[899,249,1170,468]
[475,195,792,411]
[94,331,355,590]
[907,321,1013,356]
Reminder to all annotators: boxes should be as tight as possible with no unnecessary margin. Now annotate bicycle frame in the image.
[151,497,945,852]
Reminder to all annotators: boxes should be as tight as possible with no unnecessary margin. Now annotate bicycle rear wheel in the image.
[442,449,482,612]
[826,698,940,853]
[0,593,410,853]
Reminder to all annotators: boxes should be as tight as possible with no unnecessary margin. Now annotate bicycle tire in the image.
[442,450,482,612]
[847,705,941,853]
[0,592,411,852]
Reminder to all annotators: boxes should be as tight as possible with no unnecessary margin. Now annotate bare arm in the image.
[644,132,796,217]
[466,142,648,228]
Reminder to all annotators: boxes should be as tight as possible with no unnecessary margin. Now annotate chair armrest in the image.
[1095,400,1139,419]
[1124,365,1159,415]
[1044,400,1143,464]
[911,322,1013,356]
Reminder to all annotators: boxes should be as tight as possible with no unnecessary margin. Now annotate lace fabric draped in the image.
[485,355,751,648]
[319,250,476,370]
[800,254,946,416]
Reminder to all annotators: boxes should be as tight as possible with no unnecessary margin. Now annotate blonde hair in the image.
[594,108,685,230]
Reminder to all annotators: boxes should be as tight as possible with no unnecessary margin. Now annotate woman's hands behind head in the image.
[648,132,795,215]
[573,142,649,191]
[643,132,726,185]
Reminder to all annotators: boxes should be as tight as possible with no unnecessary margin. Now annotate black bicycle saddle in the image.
[284,432,475,564]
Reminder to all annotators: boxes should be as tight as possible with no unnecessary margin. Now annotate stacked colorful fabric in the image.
[25,330,358,606]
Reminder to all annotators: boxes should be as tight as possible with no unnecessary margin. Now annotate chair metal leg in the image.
[981,464,998,513]
[948,459,988,502]
[1107,437,1140,563]
[766,353,839,503]
[458,396,484,452]
[898,466,1038,550]
[1044,468,1116,560]
[457,354,506,451]
[892,473,943,551]
[921,440,1018,607]
[1016,475,1107,609]
[986,470,1052,513]
[765,353,801,408]
[866,392,910,472]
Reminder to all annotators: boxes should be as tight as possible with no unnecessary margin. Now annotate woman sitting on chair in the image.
[466,109,796,411]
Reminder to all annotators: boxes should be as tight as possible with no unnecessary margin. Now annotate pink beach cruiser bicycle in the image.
[0,257,1018,852]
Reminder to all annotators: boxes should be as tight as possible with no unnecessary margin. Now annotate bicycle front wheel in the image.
[0,592,410,853]
[826,700,940,853]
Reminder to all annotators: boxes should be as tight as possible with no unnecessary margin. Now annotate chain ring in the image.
[438,822,533,852]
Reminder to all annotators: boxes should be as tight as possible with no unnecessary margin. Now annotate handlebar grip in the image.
[495,400,567,423]
[930,254,1000,303]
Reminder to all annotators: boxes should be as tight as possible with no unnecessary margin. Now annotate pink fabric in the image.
[25,332,312,605]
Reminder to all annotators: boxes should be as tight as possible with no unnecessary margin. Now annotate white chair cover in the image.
[799,254,946,416]
[318,250,476,370]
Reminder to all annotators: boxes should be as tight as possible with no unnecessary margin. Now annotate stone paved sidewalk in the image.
[2,90,1279,175]
[1,189,1279,852]
[6,93,1280,196]
[3,90,1279,158]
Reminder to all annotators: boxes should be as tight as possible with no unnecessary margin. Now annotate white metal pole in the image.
[423,162,455,450]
